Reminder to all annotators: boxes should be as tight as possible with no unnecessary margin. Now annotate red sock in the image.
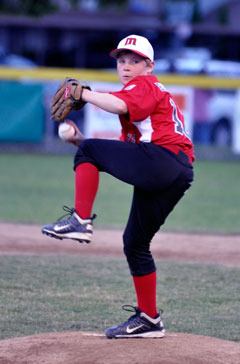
[75,163,99,219]
[133,271,158,318]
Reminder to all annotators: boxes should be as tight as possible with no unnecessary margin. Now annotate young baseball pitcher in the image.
[42,34,194,338]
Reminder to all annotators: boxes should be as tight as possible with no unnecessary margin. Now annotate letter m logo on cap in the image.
[125,37,137,46]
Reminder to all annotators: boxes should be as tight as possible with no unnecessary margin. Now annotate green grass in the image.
[163,160,240,233]
[0,153,131,228]
[0,255,239,342]
[0,153,239,342]
[0,153,240,233]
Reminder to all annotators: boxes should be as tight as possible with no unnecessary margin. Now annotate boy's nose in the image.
[123,63,131,70]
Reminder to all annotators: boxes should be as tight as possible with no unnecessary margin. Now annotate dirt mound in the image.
[0,331,239,364]
[0,222,240,364]
[1,222,240,266]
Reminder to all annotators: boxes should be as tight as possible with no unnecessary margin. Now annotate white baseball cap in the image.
[110,34,154,62]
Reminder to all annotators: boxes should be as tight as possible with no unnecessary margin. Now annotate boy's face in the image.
[116,51,154,85]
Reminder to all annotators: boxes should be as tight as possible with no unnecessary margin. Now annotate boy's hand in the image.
[62,119,85,147]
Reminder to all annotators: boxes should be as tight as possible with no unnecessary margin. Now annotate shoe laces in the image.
[121,305,140,324]
[122,304,164,318]
[57,205,97,223]
[122,305,139,314]
[57,205,75,222]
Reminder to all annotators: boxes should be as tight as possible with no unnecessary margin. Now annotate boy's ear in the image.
[146,60,154,73]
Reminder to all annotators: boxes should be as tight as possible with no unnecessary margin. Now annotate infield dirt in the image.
[0,222,239,364]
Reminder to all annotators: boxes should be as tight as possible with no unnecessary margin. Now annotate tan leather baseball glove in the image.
[51,78,91,121]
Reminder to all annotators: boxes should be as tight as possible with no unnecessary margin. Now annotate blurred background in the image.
[0,0,240,159]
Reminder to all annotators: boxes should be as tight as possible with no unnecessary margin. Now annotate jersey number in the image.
[169,98,189,138]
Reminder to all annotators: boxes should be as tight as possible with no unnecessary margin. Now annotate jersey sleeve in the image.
[110,77,158,122]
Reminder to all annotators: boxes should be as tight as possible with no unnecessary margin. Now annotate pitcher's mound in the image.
[0,331,239,364]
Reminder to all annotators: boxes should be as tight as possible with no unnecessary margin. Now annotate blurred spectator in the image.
[164,0,195,25]
[172,22,192,51]
[80,0,99,11]
[193,89,214,144]
[128,0,160,14]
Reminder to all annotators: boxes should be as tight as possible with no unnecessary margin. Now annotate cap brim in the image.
[110,48,151,61]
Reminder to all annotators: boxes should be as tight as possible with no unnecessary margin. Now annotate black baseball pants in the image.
[74,139,194,276]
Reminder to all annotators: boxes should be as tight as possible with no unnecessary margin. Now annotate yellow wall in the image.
[1,66,240,89]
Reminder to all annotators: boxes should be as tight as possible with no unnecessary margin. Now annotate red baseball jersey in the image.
[111,75,195,163]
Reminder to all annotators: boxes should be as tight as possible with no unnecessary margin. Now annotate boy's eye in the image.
[117,57,142,64]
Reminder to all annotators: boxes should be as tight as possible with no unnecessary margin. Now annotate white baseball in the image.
[58,122,75,140]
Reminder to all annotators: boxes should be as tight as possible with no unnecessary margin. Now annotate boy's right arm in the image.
[82,88,128,115]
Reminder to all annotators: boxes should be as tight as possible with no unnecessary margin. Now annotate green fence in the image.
[0,81,44,142]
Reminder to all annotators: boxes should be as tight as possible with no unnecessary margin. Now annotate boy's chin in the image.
[122,77,132,85]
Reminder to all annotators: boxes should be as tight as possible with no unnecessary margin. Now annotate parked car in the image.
[207,90,235,146]
[193,88,236,146]
[0,46,36,68]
